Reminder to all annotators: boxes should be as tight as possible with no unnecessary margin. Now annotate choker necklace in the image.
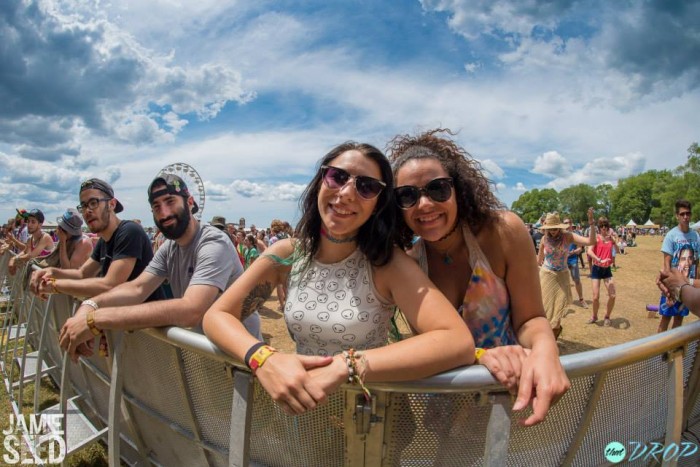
[321,227,357,244]
[431,223,460,264]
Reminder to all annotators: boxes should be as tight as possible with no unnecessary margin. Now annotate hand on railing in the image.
[255,352,333,415]
[30,267,54,298]
[477,345,531,393]
[59,304,95,362]
[513,346,571,426]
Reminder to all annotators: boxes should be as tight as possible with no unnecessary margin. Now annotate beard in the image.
[87,206,111,234]
[155,204,191,240]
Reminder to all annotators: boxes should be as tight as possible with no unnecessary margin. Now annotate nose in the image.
[336,178,356,199]
[415,190,434,209]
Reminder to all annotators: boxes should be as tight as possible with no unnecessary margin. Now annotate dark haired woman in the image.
[389,128,569,426]
[203,142,474,415]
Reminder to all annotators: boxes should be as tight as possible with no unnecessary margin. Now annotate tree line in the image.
[510,143,700,227]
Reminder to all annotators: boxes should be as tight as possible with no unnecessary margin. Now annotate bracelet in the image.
[248,345,277,375]
[86,309,101,336]
[244,342,266,369]
[343,349,371,401]
[47,277,59,294]
[82,299,99,311]
[475,348,487,364]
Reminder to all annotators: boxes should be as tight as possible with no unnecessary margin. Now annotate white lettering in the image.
[3,435,20,464]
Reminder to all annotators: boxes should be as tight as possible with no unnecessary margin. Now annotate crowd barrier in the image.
[1,249,700,466]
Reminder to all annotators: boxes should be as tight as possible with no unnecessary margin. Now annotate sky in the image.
[1,0,699,229]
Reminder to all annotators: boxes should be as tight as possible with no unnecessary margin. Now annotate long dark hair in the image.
[295,142,396,267]
[387,128,503,249]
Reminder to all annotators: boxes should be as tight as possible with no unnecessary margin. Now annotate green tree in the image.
[559,184,597,224]
[511,188,559,223]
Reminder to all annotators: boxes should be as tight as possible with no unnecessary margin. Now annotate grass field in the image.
[0,234,694,464]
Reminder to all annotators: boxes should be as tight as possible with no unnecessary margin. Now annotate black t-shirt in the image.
[531,231,543,252]
[90,220,164,302]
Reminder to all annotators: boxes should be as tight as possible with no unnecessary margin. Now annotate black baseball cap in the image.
[79,178,124,213]
[27,209,45,224]
[147,174,199,214]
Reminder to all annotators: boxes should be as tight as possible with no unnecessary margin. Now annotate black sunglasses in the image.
[320,165,386,200]
[395,178,454,209]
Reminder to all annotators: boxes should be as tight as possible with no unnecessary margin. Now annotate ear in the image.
[187,196,195,213]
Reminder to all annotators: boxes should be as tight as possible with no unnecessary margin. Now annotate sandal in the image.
[604,318,612,327]
[587,317,598,324]
[578,299,588,308]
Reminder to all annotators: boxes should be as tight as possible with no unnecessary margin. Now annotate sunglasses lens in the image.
[426,179,452,202]
[355,176,384,199]
[323,167,349,189]
[395,187,420,209]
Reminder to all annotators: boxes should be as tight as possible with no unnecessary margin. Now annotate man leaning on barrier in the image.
[58,174,262,361]
[30,179,161,303]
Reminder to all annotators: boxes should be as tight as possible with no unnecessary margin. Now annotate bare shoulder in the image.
[260,238,296,259]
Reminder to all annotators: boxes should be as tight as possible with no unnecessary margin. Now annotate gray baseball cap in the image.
[57,208,84,236]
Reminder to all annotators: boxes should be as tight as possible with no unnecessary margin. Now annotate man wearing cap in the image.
[58,174,260,361]
[30,179,162,303]
[8,209,54,275]
[0,210,30,255]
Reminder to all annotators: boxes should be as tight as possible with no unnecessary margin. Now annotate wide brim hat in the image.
[540,212,569,230]
[210,216,226,229]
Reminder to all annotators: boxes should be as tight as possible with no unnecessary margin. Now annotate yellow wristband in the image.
[249,345,277,374]
[86,309,101,336]
[475,347,487,364]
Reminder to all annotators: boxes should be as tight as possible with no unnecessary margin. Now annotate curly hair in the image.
[295,141,396,268]
[387,128,503,249]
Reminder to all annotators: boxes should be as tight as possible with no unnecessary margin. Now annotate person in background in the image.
[55,208,93,269]
[657,200,700,333]
[564,218,588,308]
[9,209,54,275]
[587,217,619,327]
[243,234,259,269]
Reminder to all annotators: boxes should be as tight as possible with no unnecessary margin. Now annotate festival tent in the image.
[625,219,637,227]
[691,220,700,230]
[640,219,660,229]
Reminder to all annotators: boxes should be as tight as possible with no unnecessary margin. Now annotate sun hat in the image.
[57,208,84,236]
[540,212,569,230]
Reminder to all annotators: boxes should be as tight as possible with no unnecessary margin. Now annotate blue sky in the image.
[1,0,699,229]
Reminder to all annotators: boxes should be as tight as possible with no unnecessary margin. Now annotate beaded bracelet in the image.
[343,349,371,401]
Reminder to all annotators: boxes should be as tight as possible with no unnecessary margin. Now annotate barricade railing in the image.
[2,250,700,466]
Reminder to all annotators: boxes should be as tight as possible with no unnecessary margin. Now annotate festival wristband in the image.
[244,342,266,368]
[82,299,99,311]
[475,348,487,364]
[86,309,101,336]
[248,345,277,375]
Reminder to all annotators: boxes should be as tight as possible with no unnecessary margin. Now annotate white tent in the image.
[640,219,659,229]
[691,220,700,230]
[625,219,637,227]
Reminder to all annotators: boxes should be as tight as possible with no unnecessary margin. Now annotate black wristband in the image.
[244,342,265,369]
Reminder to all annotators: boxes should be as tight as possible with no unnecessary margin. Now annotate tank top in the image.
[541,233,569,271]
[29,234,52,257]
[285,248,394,356]
[415,225,517,348]
[592,235,614,267]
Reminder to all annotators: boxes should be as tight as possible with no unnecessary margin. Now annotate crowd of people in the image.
[2,127,699,434]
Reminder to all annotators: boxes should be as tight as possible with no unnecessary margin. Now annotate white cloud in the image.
[544,152,646,190]
[515,182,527,192]
[479,159,505,179]
[532,151,571,177]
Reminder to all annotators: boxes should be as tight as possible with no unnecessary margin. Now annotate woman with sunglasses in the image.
[389,128,570,426]
[203,141,474,416]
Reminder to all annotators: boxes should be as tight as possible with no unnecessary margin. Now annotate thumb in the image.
[297,355,334,370]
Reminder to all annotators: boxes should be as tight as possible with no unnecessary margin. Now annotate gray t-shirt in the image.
[144,223,261,338]
[146,223,242,298]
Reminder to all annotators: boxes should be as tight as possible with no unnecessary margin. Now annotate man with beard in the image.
[8,209,55,275]
[31,179,163,302]
[58,174,260,361]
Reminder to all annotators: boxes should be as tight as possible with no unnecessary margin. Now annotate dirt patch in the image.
[258,235,693,356]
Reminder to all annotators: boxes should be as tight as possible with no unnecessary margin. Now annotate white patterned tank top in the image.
[285,248,394,356]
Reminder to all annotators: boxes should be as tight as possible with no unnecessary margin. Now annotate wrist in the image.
[86,308,102,336]
[474,347,487,364]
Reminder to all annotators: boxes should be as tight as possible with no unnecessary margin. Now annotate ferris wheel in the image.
[155,162,206,220]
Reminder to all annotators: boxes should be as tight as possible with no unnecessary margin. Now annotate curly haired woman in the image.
[388,128,570,426]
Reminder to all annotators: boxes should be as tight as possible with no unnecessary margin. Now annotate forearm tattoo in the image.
[241,281,273,319]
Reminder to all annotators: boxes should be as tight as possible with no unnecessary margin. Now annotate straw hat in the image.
[540,212,568,230]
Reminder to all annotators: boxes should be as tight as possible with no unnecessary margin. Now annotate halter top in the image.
[415,225,517,348]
